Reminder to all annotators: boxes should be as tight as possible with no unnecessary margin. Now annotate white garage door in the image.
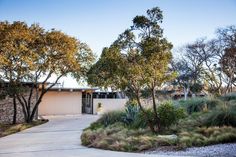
[39,91,82,116]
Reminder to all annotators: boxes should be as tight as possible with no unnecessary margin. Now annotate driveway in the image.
[0,115,187,157]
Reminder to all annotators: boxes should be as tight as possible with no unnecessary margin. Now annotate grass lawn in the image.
[0,119,48,138]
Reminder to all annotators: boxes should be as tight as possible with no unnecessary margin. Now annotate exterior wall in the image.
[93,98,128,114]
[39,91,82,116]
[93,98,157,114]
[0,96,24,124]
[0,91,37,124]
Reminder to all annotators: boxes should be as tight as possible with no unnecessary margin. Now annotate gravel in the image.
[145,143,236,157]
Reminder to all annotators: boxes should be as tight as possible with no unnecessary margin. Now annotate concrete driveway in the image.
[0,115,186,157]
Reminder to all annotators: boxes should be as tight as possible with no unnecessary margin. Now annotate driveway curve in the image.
[0,115,187,157]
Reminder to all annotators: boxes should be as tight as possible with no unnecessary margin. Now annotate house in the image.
[38,86,127,116]
[0,81,127,124]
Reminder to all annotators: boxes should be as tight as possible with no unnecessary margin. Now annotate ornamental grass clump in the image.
[201,103,236,127]
[81,122,177,152]
[92,110,125,128]
[178,126,236,148]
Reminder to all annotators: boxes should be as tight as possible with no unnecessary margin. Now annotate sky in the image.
[0,0,236,87]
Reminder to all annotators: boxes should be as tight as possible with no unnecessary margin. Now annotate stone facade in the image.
[0,91,37,124]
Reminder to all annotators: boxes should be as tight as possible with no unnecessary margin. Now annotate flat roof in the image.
[48,87,99,92]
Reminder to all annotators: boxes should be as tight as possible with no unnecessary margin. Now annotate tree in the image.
[173,26,236,96]
[0,21,38,123]
[220,47,236,92]
[87,7,176,133]
[176,38,224,96]
[171,59,192,100]
[0,21,94,123]
[218,26,236,93]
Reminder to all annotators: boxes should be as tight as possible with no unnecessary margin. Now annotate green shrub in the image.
[132,101,186,129]
[157,101,186,128]
[177,97,223,114]
[228,100,236,106]
[176,103,236,132]
[205,98,223,110]
[131,108,154,129]
[178,97,207,114]
[87,121,104,130]
[220,92,236,101]
[202,104,236,127]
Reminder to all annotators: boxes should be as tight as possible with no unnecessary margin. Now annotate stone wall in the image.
[0,91,37,124]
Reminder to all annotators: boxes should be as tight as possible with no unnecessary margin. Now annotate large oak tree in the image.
[0,21,94,123]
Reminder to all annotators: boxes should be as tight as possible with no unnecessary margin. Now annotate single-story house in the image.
[38,87,127,116]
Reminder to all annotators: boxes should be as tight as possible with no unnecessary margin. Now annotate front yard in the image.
[81,93,236,152]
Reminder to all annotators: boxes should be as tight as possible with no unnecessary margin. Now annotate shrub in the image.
[132,101,186,129]
[175,102,236,134]
[131,108,154,129]
[178,97,207,114]
[228,100,236,106]
[87,121,104,130]
[205,98,223,110]
[157,101,186,129]
[202,103,236,127]
[177,97,223,114]
[220,92,236,101]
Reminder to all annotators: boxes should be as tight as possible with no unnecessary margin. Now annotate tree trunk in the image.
[16,75,63,123]
[184,85,189,100]
[16,94,28,123]
[12,95,17,124]
[135,93,156,133]
[151,87,160,132]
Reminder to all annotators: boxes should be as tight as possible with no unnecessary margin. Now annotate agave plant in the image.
[122,103,140,125]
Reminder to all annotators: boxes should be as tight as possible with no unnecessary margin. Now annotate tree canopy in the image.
[87,7,176,133]
[0,21,94,122]
[172,26,236,96]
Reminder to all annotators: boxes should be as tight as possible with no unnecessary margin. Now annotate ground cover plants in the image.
[0,119,48,138]
[81,93,236,152]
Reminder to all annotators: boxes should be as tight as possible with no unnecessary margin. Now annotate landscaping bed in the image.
[81,93,236,152]
[0,119,48,138]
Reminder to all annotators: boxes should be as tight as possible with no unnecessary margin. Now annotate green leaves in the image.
[0,21,94,82]
[0,21,94,123]
[87,7,176,133]
[87,6,175,94]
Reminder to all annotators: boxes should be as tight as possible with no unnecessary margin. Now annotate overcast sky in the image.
[0,0,236,87]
